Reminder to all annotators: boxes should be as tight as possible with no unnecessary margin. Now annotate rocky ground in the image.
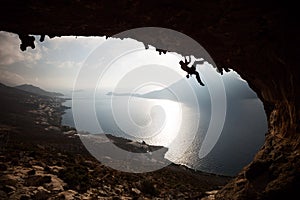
[0,84,231,199]
[0,143,230,199]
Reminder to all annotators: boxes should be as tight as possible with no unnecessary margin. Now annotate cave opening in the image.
[0,31,268,176]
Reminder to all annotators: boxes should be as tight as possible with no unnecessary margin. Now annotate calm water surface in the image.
[62,91,267,176]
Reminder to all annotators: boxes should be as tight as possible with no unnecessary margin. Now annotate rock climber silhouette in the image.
[156,48,168,55]
[179,56,205,86]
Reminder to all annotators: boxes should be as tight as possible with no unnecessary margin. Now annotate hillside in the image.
[15,84,63,97]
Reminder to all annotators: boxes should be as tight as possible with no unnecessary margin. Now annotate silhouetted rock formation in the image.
[0,1,299,199]
[18,34,35,51]
[155,48,168,55]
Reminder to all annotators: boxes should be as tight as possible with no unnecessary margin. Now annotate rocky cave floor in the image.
[0,142,231,200]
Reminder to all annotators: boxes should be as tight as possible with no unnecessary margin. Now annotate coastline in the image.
[0,85,232,199]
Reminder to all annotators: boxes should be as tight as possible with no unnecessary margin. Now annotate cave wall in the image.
[0,0,299,199]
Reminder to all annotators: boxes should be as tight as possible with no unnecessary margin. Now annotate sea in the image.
[61,85,267,176]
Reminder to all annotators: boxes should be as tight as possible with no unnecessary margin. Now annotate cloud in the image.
[44,60,83,69]
[0,31,43,66]
[57,60,83,69]
[0,69,26,86]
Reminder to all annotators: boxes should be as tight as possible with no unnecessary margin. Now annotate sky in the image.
[0,31,106,91]
[0,31,196,93]
[0,30,231,95]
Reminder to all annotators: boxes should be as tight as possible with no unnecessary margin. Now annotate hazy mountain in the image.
[15,84,63,97]
[107,78,210,105]
[141,78,210,104]
[142,72,257,101]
